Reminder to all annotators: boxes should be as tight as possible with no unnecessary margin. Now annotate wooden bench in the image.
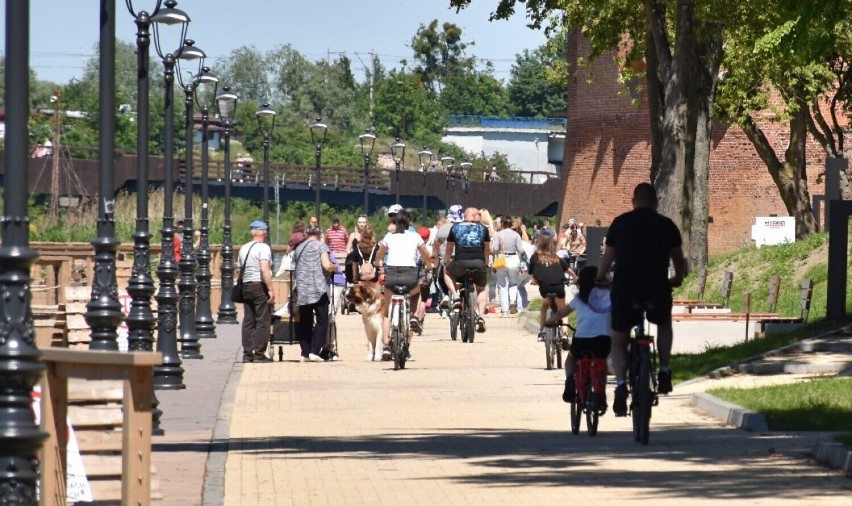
[40,349,162,505]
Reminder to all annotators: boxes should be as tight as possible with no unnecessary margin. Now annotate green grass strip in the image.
[709,378,852,431]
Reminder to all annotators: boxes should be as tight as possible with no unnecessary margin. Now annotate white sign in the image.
[32,387,94,502]
[751,216,795,247]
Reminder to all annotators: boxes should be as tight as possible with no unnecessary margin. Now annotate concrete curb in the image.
[202,346,244,506]
[690,392,769,432]
[811,440,852,476]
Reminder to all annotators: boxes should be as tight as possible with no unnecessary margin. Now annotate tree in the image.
[507,46,567,117]
[410,19,477,95]
[373,70,444,142]
[441,66,511,116]
[216,45,272,103]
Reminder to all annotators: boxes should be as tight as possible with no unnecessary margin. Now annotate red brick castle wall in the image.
[560,31,826,254]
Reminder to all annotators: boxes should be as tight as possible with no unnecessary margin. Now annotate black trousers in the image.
[297,293,329,357]
[241,282,271,356]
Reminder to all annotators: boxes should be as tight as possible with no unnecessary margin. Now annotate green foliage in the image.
[410,19,477,95]
[709,378,852,431]
[507,47,567,117]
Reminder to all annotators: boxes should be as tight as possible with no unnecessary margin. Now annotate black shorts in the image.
[610,288,673,333]
[538,284,565,299]
[570,335,611,359]
[446,259,488,287]
[384,266,418,291]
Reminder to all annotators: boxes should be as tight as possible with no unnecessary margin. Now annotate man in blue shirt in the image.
[444,207,490,333]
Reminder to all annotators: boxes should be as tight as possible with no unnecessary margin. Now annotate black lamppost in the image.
[256,103,276,243]
[418,147,434,226]
[124,0,162,354]
[175,39,206,359]
[125,0,165,436]
[216,88,239,324]
[391,138,406,205]
[308,118,328,220]
[193,66,218,339]
[0,1,48,500]
[151,0,189,389]
[359,128,376,215]
[460,160,472,208]
[85,0,125,351]
[441,155,455,208]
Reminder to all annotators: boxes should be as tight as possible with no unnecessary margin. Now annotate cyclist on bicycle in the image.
[375,209,434,361]
[597,182,686,416]
[443,207,490,333]
[529,233,576,339]
[544,266,611,406]
[432,205,464,309]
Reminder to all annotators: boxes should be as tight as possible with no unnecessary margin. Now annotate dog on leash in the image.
[348,284,385,361]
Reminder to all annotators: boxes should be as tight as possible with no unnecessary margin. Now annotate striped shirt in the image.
[324,225,348,255]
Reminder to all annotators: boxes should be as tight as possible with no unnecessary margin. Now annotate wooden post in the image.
[743,292,751,342]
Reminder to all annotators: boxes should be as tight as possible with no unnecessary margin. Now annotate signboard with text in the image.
[751,216,795,247]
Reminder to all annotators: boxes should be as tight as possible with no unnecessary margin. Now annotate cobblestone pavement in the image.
[220,312,852,505]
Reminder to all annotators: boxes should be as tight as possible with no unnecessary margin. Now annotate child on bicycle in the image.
[529,234,576,338]
[544,266,612,406]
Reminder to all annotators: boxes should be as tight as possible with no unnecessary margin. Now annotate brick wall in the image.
[561,31,828,254]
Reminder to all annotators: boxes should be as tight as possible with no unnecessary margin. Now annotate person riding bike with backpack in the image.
[597,182,687,417]
[443,207,490,333]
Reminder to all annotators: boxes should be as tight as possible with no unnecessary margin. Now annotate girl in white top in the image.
[545,266,612,405]
[375,210,434,360]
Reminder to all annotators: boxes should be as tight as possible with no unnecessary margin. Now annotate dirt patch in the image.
[792,242,829,281]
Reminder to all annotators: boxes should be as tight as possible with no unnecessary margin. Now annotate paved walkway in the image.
[150,309,852,505]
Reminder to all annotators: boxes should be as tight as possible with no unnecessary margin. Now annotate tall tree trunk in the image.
[649,0,696,252]
[740,95,818,238]
[806,103,852,201]
[690,28,723,269]
[645,29,665,183]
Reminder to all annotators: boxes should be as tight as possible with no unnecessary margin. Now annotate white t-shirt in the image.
[381,230,424,267]
[567,287,612,338]
[237,240,272,283]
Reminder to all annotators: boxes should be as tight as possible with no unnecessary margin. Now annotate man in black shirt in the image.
[597,183,686,416]
[444,207,490,332]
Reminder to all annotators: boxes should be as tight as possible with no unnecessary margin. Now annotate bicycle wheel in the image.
[391,326,401,371]
[465,288,477,343]
[570,399,581,435]
[632,346,652,445]
[449,311,459,341]
[459,298,469,343]
[398,329,407,370]
[585,381,599,436]
[327,321,338,355]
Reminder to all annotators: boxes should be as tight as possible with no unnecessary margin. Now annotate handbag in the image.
[358,246,377,281]
[231,242,258,303]
[492,234,507,269]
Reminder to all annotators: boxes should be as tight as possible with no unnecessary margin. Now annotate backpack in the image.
[358,246,377,281]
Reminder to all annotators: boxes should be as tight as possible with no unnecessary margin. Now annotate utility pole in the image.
[49,89,61,220]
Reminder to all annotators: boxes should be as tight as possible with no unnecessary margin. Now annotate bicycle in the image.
[628,300,659,445]
[388,284,412,370]
[320,280,339,361]
[539,295,565,370]
[570,343,608,437]
[451,268,479,344]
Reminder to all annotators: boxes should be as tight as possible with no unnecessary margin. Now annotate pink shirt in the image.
[325,225,348,254]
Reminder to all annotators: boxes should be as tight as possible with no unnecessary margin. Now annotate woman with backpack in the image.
[346,225,379,287]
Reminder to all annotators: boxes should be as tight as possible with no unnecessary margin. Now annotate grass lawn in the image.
[708,377,852,431]
[670,319,844,383]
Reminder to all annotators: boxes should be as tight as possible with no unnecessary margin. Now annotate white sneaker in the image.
[308,353,323,362]
[439,295,450,309]
[300,355,309,362]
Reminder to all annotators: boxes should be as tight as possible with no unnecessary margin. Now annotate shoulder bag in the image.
[492,233,507,269]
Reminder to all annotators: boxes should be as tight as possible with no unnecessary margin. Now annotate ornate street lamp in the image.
[175,39,206,359]
[193,66,218,339]
[441,155,455,209]
[256,103,277,244]
[308,118,328,220]
[125,0,165,435]
[0,1,48,500]
[84,0,125,351]
[460,160,472,208]
[151,0,189,389]
[359,128,376,215]
[216,87,240,324]
[418,147,434,226]
[391,138,406,205]
[124,0,162,354]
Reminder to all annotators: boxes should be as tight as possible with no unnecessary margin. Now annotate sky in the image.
[1,0,547,85]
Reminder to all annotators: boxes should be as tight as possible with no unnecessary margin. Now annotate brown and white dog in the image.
[348,283,385,361]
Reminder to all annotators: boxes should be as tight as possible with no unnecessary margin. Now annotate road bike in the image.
[320,280,339,361]
[388,285,412,370]
[453,268,479,344]
[570,343,608,437]
[539,295,565,370]
[628,301,659,445]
